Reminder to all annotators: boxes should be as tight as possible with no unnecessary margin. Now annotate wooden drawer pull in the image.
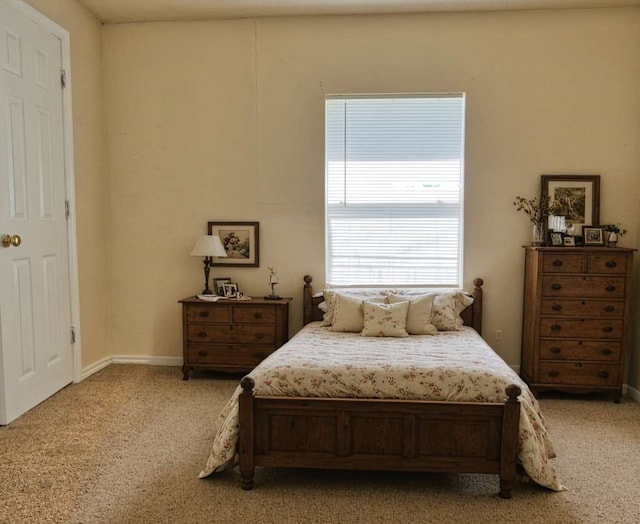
[605,285,616,292]
[605,261,617,268]
[551,283,562,290]
[253,312,263,319]
[548,370,559,377]
[604,305,615,313]
[597,371,609,379]
[552,260,563,267]
[198,331,207,338]
[198,350,208,357]
[256,333,265,339]
[551,304,562,312]
[198,311,210,318]
[602,326,613,333]
[550,347,561,354]
[550,324,561,332]
[600,348,613,355]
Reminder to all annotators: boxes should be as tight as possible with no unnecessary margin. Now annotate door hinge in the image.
[65,199,71,219]
[70,326,76,345]
[60,69,66,88]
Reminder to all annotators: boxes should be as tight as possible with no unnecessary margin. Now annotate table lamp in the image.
[190,235,227,295]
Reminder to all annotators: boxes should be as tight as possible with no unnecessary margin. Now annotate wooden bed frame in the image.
[238,276,522,498]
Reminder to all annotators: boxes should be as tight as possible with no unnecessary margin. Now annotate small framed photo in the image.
[549,232,564,247]
[563,236,576,247]
[208,221,259,267]
[583,226,604,246]
[213,277,231,296]
[222,282,239,298]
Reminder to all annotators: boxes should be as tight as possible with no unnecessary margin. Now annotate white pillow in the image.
[431,292,474,331]
[387,293,437,335]
[361,300,410,338]
[321,289,387,327]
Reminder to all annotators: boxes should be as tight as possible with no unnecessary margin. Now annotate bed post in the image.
[239,376,256,490]
[303,274,314,325]
[471,278,484,335]
[498,384,521,499]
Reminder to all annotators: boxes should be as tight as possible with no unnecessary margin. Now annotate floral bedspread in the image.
[199,323,563,491]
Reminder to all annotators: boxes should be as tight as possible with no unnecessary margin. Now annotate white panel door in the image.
[0,0,73,424]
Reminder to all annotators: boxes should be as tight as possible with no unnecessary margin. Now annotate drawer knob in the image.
[253,312,263,319]
[550,324,561,332]
[551,283,562,291]
[548,370,559,377]
[198,331,207,338]
[605,285,616,292]
[551,304,562,312]
[256,333,265,339]
[597,371,609,379]
[603,326,613,333]
[550,347,561,354]
[604,305,615,313]
[605,261,617,268]
[552,260,563,267]
[198,350,208,357]
[600,348,613,355]
[198,311,210,318]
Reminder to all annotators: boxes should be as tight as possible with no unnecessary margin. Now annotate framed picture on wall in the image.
[540,175,600,239]
[208,221,259,267]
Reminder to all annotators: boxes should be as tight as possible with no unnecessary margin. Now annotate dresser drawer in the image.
[540,318,623,339]
[233,306,276,324]
[540,299,624,317]
[538,362,619,387]
[187,344,275,367]
[541,276,626,298]
[187,324,277,344]
[539,340,621,361]
[586,254,629,275]
[185,305,231,323]
[541,254,583,273]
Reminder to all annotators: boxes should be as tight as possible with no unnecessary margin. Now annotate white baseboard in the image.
[626,384,640,403]
[79,355,182,381]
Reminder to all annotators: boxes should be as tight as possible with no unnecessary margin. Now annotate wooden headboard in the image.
[302,275,484,335]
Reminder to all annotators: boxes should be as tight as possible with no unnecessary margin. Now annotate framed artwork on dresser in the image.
[541,174,600,239]
[583,226,604,246]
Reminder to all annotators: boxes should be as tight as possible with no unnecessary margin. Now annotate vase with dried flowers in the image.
[601,223,627,248]
[513,196,559,246]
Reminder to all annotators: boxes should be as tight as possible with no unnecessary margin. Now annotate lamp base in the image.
[264,294,281,300]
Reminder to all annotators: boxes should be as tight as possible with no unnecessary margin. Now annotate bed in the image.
[200,276,561,497]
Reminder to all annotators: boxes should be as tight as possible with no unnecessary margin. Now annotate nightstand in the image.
[179,296,292,380]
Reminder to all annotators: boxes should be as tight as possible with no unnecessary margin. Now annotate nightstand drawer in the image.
[538,362,619,387]
[233,306,276,324]
[541,276,626,298]
[185,305,231,323]
[187,344,275,367]
[187,324,276,344]
[540,318,623,339]
[540,299,624,317]
[539,340,621,361]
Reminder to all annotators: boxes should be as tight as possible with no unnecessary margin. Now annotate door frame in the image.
[5,0,82,383]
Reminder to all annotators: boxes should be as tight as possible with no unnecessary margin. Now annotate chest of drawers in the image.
[179,296,291,379]
[520,247,634,402]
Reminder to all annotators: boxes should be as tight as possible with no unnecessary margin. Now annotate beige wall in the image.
[23,0,109,369]
[103,7,640,385]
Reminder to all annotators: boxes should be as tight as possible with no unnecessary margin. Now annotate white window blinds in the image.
[325,94,465,287]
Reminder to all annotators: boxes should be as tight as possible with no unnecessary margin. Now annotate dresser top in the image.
[179,296,292,305]
[523,246,636,253]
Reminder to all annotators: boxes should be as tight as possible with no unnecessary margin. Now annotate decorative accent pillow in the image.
[387,293,437,335]
[431,292,474,331]
[329,294,387,333]
[321,289,387,327]
[361,300,410,338]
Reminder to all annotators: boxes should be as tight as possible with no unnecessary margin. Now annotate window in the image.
[325,94,466,287]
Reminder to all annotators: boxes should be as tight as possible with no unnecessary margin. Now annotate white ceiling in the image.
[77,0,640,23]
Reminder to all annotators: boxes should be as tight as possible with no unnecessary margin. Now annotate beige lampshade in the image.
[190,235,227,258]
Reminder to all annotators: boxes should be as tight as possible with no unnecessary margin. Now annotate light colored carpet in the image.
[1,364,639,523]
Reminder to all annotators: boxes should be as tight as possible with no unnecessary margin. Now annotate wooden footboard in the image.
[239,377,522,498]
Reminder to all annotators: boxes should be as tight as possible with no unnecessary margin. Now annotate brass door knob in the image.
[1,234,21,248]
